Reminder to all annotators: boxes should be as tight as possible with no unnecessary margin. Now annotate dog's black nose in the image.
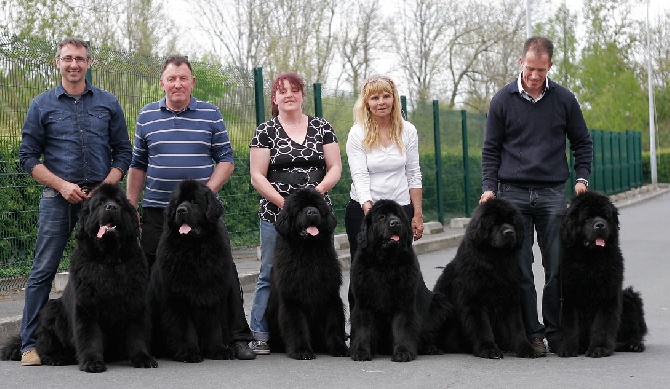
[389,218,400,227]
[502,228,515,237]
[177,205,188,214]
[306,207,318,216]
[105,202,118,211]
[594,220,606,230]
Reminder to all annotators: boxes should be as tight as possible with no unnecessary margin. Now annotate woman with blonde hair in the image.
[344,75,424,261]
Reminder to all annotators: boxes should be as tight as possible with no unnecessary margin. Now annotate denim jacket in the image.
[18,81,132,184]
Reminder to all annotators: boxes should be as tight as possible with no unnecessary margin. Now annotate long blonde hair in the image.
[353,75,405,152]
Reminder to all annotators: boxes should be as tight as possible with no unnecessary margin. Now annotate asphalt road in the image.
[2,192,669,388]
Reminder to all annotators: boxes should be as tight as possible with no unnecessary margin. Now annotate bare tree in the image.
[194,0,272,70]
[194,0,337,85]
[391,0,454,102]
[336,0,386,93]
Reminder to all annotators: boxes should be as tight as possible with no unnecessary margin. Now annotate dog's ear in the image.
[357,213,371,250]
[205,190,224,223]
[468,205,486,246]
[316,194,337,233]
[75,198,92,240]
[560,210,577,245]
[275,207,290,235]
[326,210,337,233]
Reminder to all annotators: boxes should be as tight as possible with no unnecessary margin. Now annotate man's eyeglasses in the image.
[59,56,89,64]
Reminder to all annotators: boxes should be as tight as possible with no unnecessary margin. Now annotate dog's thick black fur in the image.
[148,179,234,362]
[557,191,647,358]
[265,188,348,360]
[349,199,450,362]
[433,198,540,359]
[0,184,157,372]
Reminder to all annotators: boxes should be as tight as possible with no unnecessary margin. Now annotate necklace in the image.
[279,115,303,130]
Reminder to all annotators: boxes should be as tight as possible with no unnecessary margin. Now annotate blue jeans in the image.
[20,187,81,353]
[249,219,277,341]
[496,183,567,341]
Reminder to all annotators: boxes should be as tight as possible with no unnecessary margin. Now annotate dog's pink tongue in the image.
[391,235,400,242]
[179,224,192,235]
[306,226,319,236]
[595,238,606,247]
[96,224,111,239]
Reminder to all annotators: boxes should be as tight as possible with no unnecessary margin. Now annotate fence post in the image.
[603,131,613,194]
[253,67,265,126]
[313,83,322,118]
[433,100,444,225]
[86,40,92,84]
[612,132,621,193]
[634,131,642,186]
[400,96,408,120]
[620,132,629,190]
[460,110,471,217]
[627,130,636,187]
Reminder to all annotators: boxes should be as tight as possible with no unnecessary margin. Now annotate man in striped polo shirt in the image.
[126,55,255,360]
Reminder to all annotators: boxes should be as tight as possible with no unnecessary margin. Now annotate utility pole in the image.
[525,0,532,38]
[646,0,658,187]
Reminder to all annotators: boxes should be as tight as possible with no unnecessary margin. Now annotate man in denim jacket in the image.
[17,37,132,366]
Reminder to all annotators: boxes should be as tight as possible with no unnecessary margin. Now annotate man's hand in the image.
[479,191,495,204]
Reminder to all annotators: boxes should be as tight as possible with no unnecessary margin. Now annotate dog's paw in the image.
[421,344,444,355]
[557,345,578,358]
[289,348,315,360]
[41,352,76,366]
[174,349,204,363]
[585,346,614,358]
[350,348,372,361]
[392,345,416,362]
[391,351,415,362]
[329,343,349,357]
[207,344,235,360]
[79,358,107,373]
[475,343,503,359]
[617,341,645,352]
[131,353,158,368]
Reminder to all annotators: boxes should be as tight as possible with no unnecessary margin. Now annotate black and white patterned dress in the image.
[249,115,338,224]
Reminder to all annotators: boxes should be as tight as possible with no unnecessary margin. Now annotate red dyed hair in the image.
[270,72,305,117]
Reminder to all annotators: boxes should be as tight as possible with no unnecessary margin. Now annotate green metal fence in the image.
[0,35,643,291]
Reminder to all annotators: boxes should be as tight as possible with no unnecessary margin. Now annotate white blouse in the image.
[346,120,422,206]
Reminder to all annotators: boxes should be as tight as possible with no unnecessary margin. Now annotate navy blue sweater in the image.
[482,78,592,192]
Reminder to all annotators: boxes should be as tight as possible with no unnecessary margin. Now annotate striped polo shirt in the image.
[130,95,233,208]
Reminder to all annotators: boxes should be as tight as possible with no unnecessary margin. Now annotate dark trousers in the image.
[496,183,566,342]
[141,207,253,343]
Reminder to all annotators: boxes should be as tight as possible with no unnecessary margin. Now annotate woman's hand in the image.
[412,215,424,241]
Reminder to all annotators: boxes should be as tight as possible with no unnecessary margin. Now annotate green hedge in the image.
[642,150,670,183]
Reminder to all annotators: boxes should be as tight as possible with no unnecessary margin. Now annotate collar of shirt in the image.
[55,80,92,98]
[159,95,196,113]
[517,72,549,103]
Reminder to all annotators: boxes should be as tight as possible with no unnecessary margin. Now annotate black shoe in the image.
[233,341,257,360]
[530,335,548,356]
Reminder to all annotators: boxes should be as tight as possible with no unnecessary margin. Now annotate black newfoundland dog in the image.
[433,198,540,359]
[0,184,157,372]
[148,179,235,362]
[557,191,647,358]
[265,188,348,360]
[349,200,450,362]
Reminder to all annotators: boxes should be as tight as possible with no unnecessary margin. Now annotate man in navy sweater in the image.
[480,36,593,355]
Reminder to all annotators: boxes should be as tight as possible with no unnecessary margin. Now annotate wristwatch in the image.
[576,178,589,188]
